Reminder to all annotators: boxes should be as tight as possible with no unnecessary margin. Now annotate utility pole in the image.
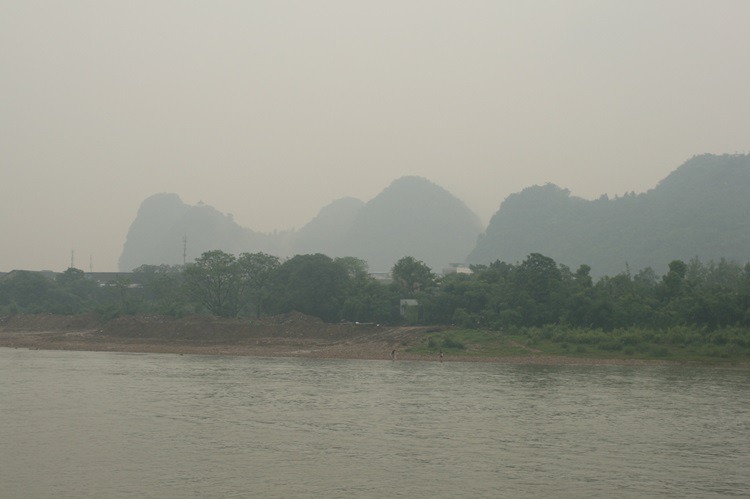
[182,235,188,266]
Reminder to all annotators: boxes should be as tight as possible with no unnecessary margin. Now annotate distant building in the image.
[85,272,142,287]
[442,263,473,276]
[369,272,393,284]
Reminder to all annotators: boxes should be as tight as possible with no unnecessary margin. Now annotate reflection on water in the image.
[1,349,749,497]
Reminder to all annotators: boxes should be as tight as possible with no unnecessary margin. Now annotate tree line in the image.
[2,251,750,332]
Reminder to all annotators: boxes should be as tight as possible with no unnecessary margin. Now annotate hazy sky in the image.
[2,1,749,272]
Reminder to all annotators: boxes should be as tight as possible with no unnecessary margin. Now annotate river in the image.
[1,348,748,497]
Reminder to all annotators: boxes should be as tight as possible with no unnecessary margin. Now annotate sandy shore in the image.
[9,313,744,366]
[0,329,677,366]
[0,331,656,365]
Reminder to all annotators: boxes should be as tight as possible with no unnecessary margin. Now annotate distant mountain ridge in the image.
[292,197,365,258]
[338,176,483,271]
[467,153,750,276]
[119,176,482,272]
[118,194,291,272]
[120,154,750,276]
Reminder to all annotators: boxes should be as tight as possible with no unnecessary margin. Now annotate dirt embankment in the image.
[0,313,446,360]
[0,313,102,332]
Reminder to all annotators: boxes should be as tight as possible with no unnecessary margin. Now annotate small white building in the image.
[442,263,473,276]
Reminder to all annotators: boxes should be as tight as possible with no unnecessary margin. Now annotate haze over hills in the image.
[120,154,750,276]
[338,176,483,271]
[292,197,365,258]
[468,153,750,276]
[119,176,482,273]
[118,194,292,273]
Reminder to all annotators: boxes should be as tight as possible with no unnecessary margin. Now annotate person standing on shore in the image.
[391,349,396,360]
[439,350,444,363]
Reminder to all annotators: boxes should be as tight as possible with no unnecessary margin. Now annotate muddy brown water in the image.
[2,348,748,497]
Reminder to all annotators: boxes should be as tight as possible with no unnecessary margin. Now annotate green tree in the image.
[0,271,58,313]
[103,275,146,316]
[340,276,395,323]
[513,253,563,326]
[426,272,489,325]
[132,264,186,316]
[472,260,519,328]
[391,256,435,296]
[334,256,370,280]
[237,252,280,318]
[184,250,239,317]
[574,264,593,288]
[268,253,349,321]
[56,267,85,286]
[54,267,100,313]
[335,257,396,323]
[663,259,688,296]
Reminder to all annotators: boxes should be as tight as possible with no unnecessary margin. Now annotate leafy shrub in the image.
[452,308,481,328]
[442,337,465,350]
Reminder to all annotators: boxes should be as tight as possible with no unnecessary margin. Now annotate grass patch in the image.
[409,329,526,357]
[406,325,750,364]
[441,337,465,350]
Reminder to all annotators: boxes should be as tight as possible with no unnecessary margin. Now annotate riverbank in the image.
[1,313,743,367]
